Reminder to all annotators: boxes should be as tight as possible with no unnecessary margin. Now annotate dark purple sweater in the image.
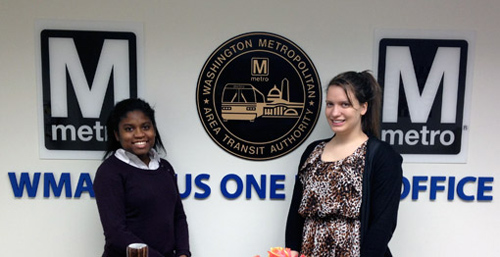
[93,155,190,257]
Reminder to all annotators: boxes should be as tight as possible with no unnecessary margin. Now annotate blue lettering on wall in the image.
[9,172,41,197]
[218,174,286,200]
[44,173,72,197]
[220,174,244,199]
[194,174,211,199]
[75,173,95,198]
[400,175,494,201]
[477,177,494,201]
[247,174,266,199]
[178,173,211,199]
[270,174,286,199]
[8,172,494,201]
[9,172,94,198]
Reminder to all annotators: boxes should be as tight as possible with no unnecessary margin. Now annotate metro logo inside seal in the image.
[196,32,321,160]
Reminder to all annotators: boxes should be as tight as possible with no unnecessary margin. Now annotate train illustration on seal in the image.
[221,78,304,122]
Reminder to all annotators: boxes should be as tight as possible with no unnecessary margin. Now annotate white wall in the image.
[1,0,499,256]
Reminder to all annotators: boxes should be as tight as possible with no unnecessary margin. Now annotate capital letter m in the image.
[49,38,131,118]
[382,46,461,123]
[252,58,268,76]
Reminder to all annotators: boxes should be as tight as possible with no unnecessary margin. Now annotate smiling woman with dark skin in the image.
[115,109,156,165]
[93,98,190,257]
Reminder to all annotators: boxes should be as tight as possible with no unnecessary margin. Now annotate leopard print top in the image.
[298,141,367,257]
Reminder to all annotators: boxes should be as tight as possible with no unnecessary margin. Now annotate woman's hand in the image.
[290,250,299,257]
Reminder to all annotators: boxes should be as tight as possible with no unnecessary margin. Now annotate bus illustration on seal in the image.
[221,78,304,122]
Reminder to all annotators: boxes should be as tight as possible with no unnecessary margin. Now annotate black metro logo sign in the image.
[38,26,139,159]
[196,32,322,161]
[377,35,473,163]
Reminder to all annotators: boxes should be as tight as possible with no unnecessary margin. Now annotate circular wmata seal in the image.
[196,32,322,161]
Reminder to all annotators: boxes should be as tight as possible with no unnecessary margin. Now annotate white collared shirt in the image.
[114,148,160,170]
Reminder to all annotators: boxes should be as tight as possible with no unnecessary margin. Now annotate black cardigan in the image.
[285,137,403,257]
